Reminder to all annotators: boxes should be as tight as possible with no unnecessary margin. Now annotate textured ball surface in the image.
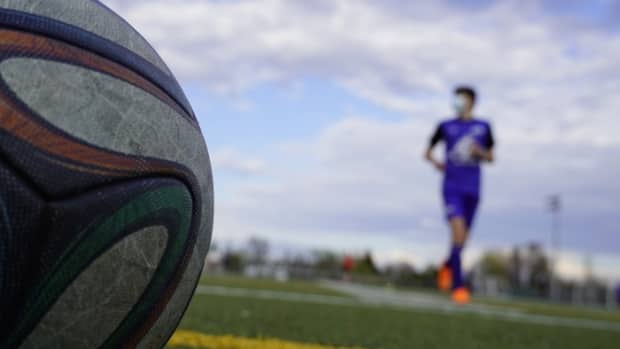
[0,1,213,348]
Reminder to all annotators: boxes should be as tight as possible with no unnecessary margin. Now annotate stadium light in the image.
[548,194,561,302]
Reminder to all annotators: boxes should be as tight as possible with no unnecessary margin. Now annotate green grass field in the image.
[198,274,349,297]
[167,275,620,349]
[479,297,620,324]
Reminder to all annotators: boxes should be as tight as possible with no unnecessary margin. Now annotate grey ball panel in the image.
[20,226,168,349]
[0,0,171,75]
[0,57,213,258]
[136,247,204,349]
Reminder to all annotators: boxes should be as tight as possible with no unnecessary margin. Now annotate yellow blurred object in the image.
[168,330,366,349]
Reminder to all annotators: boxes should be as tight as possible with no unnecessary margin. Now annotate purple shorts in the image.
[443,191,479,229]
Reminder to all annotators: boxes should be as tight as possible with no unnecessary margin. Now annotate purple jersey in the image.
[430,118,495,195]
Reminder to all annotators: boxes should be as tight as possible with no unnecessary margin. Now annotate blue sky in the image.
[186,78,399,150]
[105,0,620,282]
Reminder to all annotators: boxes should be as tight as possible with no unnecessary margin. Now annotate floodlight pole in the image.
[549,195,561,302]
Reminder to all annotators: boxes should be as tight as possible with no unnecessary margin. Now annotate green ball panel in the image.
[7,184,194,349]
[21,226,168,349]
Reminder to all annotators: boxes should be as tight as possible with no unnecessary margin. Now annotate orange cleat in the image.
[436,265,452,292]
[451,287,471,305]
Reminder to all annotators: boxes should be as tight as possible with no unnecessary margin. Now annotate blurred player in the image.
[424,86,495,304]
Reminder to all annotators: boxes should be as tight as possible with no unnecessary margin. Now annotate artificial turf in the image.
[168,275,619,349]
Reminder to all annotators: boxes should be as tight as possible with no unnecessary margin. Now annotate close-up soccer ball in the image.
[0,1,213,348]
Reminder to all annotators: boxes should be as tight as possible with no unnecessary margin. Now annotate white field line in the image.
[194,284,620,333]
[195,285,359,306]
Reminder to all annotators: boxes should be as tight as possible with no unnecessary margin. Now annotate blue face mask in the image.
[453,95,467,114]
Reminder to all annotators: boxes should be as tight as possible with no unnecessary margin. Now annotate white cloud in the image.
[211,148,265,175]
[101,0,620,277]
[214,115,619,259]
[110,0,620,121]
[104,0,620,145]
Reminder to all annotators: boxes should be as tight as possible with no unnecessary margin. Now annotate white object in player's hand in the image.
[449,135,478,165]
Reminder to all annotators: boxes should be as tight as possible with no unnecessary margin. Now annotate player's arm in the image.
[425,124,445,171]
[472,123,495,163]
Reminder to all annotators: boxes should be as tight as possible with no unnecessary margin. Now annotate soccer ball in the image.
[0,1,213,348]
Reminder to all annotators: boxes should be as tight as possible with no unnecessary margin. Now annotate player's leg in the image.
[437,192,465,292]
[448,216,471,304]
[463,194,480,232]
[448,216,467,291]
[450,216,468,245]
[451,194,480,304]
